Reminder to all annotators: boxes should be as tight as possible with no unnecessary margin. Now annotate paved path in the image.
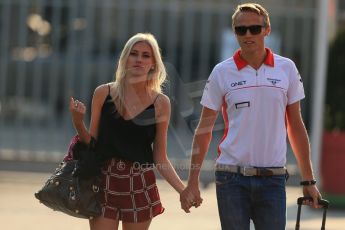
[0,171,344,230]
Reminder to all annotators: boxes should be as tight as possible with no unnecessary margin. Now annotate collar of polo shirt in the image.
[233,48,275,70]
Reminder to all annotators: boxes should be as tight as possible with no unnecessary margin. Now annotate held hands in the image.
[69,97,86,126]
[179,183,203,213]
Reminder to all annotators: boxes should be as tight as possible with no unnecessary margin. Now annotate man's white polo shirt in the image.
[201,48,305,167]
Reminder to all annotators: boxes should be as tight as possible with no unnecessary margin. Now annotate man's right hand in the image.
[179,183,203,213]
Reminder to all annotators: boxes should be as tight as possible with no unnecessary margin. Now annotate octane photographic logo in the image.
[162,62,198,157]
[124,62,222,160]
[116,160,126,171]
[162,62,224,159]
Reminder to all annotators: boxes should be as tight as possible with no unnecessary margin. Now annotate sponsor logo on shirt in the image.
[230,80,246,87]
[267,78,281,86]
[298,72,303,83]
[235,101,250,109]
[204,80,210,91]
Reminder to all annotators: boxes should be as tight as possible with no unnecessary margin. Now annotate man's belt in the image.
[215,164,287,176]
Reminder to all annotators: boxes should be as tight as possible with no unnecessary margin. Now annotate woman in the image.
[70,33,185,230]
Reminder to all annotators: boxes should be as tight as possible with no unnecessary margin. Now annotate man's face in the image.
[233,11,270,53]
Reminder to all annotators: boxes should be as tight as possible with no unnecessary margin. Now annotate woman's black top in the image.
[96,92,157,165]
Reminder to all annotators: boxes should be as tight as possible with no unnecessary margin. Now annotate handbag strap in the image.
[89,136,97,150]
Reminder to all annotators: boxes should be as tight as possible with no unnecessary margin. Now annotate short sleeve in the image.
[287,61,305,105]
[200,67,224,111]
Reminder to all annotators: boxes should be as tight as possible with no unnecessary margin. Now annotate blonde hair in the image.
[232,3,270,29]
[111,33,167,115]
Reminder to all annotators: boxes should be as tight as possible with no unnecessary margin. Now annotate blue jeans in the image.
[215,171,287,230]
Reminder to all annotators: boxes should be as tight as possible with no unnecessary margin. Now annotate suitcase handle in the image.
[295,197,329,230]
[297,197,329,208]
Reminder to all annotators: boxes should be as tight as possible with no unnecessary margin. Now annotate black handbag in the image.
[34,136,103,219]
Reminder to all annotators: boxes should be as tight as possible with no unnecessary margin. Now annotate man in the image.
[180,3,321,230]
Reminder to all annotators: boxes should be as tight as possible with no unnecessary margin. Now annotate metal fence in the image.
[0,0,317,166]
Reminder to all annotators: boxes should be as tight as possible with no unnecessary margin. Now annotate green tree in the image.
[324,28,345,131]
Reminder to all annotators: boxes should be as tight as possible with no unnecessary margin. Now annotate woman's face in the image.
[126,41,155,78]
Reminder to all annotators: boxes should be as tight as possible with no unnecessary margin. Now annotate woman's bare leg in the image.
[122,219,152,230]
[89,216,120,230]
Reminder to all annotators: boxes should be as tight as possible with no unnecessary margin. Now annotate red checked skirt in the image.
[100,158,164,223]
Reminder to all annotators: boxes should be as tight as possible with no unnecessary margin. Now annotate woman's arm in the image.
[180,106,218,212]
[69,84,109,144]
[153,94,185,194]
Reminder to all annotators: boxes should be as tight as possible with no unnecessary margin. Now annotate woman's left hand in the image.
[69,97,86,126]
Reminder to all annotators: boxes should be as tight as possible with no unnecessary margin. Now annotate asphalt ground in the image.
[0,161,344,230]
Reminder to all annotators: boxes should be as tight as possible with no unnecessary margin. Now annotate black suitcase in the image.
[295,197,329,230]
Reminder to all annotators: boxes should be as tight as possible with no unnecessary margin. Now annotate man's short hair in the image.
[232,3,270,29]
